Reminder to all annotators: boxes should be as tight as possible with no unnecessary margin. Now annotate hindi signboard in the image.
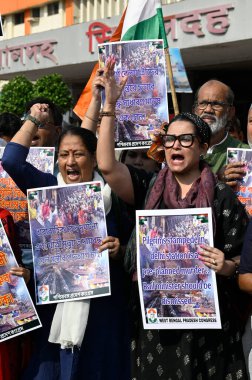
[0,220,41,342]
[136,208,221,329]
[98,40,169,150]
[27,182,110,304]
[227,148,252,216]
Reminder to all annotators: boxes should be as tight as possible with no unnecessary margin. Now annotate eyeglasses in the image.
[161,134,197,148]
[195,101,232,111]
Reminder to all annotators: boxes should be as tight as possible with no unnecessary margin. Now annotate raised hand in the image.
[30,103,50,126]
[103,56,128,109]
[92,68,105,101]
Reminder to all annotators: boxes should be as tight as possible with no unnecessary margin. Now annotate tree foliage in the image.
[0,73,73,116]
[0,76,33,116]
[32,73,73,113]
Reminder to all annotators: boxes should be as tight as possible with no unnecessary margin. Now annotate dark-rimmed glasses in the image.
[161,134,197,148]
[194,101,232,111]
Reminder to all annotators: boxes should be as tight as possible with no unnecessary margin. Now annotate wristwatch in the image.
[24,114,45,129]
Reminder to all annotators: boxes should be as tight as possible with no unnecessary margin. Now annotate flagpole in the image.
[156,2,179,116]
[165,47,179,116]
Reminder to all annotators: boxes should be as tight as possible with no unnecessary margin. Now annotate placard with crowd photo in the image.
[136,208,221,329]
[227,147,252,217]
[27,182,110,304]
[0,147,55,252]
[0,220,41,342]
[167,48,192,93]
[98,40,169,150]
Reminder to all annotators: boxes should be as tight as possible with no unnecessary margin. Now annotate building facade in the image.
[1,0,181,39]
[0,0,251,127]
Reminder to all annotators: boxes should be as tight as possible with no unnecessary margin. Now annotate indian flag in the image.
[139,216,147,225]
[121,0,168,48]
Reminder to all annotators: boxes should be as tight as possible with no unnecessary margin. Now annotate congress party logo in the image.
[147,308,158,323]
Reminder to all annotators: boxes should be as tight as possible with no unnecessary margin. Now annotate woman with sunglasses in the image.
[96,61,249,379]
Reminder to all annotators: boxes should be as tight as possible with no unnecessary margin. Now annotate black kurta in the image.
[128,167,249,380]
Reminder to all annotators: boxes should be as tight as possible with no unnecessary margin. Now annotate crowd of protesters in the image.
[0,55,252,380]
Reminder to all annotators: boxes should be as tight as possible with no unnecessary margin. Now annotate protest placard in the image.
[98,39,169,149]
[27,181,110,304]
[136,208,221,329]
[0,147,55,250]
[167,48,192,93]
[0,220,41,342]
[227,148,252,216]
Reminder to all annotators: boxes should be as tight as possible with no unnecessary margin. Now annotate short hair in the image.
[0,112,21,138]
[25,97,63,127]
[57,127,97,155]
[166,112,212,146]
[194,80,235,105]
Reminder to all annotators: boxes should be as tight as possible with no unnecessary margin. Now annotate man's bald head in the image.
[194,80,234,106]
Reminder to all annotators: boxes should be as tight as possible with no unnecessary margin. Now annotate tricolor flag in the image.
[121,0,168,48]
[139,217,147,225]
[73,0,168,119]
[196,214,209,224]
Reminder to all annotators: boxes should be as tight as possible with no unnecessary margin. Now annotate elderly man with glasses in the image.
[193,79,248,182]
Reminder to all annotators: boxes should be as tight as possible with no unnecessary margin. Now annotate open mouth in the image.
[66,169,80,181]
[171,153,184,162]
[31,135,39,145]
